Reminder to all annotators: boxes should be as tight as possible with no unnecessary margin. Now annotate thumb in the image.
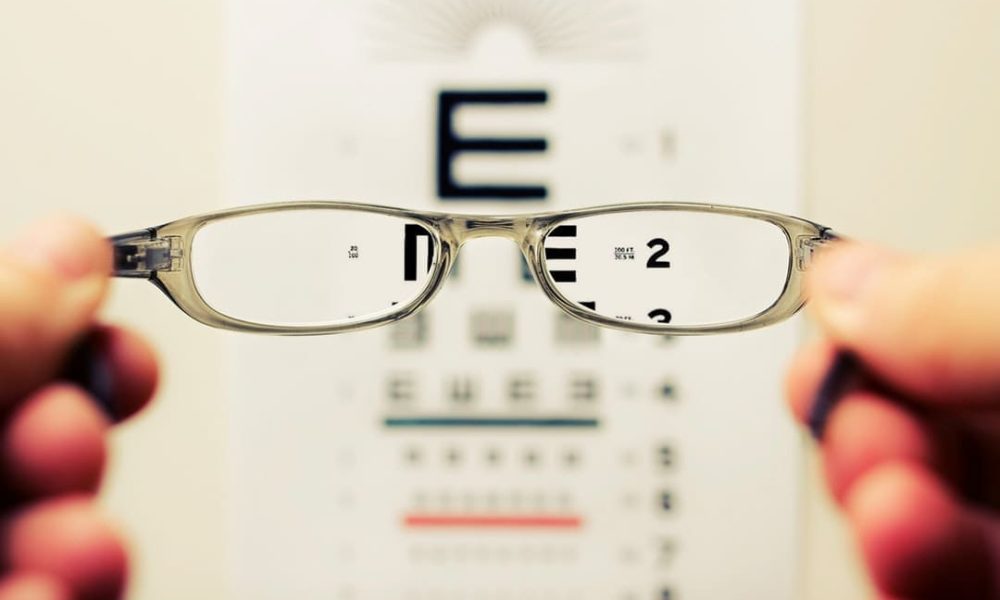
[0,217,111,407]
[805,241,1000,406]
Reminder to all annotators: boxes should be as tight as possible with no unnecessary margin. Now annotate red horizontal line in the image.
[404,514,583,529]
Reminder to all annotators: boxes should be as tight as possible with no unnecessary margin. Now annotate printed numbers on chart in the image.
[614,246,635,260]
[656,444,675,469]
[348,245,359,259]
[579,302,673,325]
[658,490,674,513]
[647,309,672,324]
[646,238,671,269]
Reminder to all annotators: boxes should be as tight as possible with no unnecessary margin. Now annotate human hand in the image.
[786,242,1000,599]
[0,217,158,600]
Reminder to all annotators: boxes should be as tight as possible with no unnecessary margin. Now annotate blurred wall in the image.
[806,0,1000,249]
[1,1,998,599]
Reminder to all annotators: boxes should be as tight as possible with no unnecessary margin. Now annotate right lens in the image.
[541,209,791,328]
[190,208,438,327]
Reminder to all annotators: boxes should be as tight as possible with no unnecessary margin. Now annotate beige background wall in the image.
[1,1,998,598]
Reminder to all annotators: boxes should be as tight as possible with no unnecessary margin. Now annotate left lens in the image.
[541,209,791,329]
[190,207,437,327]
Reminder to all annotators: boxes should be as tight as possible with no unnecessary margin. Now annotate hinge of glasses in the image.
[111,229,183,278]
[797,229,840,271]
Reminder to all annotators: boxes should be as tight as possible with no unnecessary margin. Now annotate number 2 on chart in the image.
[646,238,670,268]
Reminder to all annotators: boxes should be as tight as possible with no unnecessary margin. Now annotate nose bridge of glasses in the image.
[440,214,534,246]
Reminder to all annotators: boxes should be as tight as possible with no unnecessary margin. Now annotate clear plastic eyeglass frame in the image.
[110,201,838,336]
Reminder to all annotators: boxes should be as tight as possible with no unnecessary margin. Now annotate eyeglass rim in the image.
[110,200,836,336]
[532,203,833,335]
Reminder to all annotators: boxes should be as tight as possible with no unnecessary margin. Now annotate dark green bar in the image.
[383,416,599,429]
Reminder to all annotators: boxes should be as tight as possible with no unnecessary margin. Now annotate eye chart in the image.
[224,1,803,599]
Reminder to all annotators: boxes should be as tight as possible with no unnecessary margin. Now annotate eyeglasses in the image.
[110,201,838,336]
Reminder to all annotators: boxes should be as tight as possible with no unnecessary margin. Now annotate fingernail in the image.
[62,331,117,420]
[7,217,106,281]
[807,351,862,440]
[810,244,891,333]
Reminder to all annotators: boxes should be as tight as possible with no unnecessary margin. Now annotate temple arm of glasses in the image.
[108,228,182,279]
[820,228,841,241]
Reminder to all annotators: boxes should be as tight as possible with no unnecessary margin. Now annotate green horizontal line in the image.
[383,416,599,429]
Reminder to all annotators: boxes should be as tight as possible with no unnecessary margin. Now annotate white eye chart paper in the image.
[224,2,804,599]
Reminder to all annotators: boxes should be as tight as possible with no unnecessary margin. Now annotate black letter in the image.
[436,90,548,200]
[404,224,433,281]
